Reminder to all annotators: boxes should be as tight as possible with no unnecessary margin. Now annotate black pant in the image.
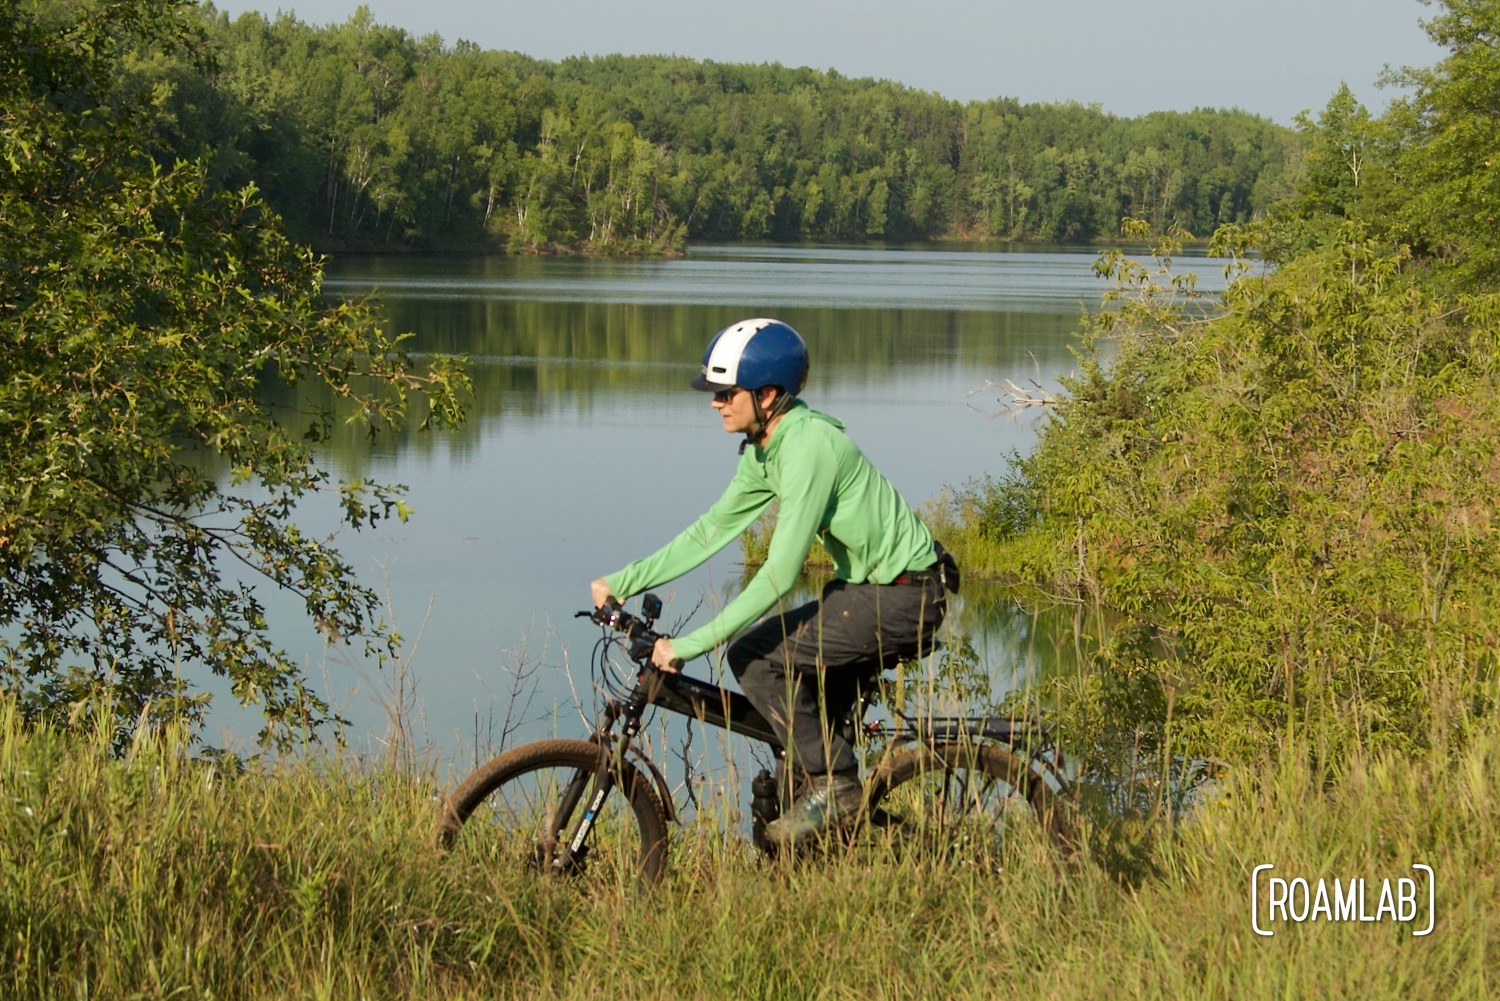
[727,576,946,776]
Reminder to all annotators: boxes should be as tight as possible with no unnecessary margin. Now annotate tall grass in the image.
[1,692,1492,999]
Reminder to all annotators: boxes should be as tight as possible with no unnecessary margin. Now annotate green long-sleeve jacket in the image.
[602,401,936,661]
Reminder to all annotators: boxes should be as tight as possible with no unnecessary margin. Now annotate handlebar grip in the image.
[584,602,625,628]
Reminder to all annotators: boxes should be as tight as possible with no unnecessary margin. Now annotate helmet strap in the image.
[739,388,794,454]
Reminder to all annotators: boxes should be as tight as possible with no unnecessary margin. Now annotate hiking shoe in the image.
[763,773,865,848]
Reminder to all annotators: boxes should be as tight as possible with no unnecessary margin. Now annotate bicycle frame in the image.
[438,600,1073,880]
[588,643,1066,827]
[579,665,781,829]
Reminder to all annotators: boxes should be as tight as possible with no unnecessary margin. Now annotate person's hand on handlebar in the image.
[651,637,680,673]
[590,578,614,609]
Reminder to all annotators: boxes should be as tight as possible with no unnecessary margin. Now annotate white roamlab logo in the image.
[1251,864,1435,937]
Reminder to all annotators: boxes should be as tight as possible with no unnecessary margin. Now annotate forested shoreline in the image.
[146,4,1303,253]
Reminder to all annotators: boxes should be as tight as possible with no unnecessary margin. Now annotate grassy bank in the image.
[2,696,1492,999]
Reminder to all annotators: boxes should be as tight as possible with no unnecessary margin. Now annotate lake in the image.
[218,243,1228,772]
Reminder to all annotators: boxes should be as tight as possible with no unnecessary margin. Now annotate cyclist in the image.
[591,317,957,847]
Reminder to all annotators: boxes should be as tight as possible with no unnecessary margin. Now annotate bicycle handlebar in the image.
[576,594,681,668]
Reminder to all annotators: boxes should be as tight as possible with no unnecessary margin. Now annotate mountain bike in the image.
[435,594,1074,884]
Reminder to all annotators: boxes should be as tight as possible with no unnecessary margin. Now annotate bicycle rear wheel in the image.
[435,738,670,885]
[863,740,1072,866]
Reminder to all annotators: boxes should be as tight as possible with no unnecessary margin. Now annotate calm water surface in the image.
[218,245,1227,768]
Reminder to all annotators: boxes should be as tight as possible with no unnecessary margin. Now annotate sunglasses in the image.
[712,386,744,404]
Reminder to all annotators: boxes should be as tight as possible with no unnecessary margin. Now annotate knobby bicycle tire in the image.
[863,740,1073,865]
[435,738,670,885]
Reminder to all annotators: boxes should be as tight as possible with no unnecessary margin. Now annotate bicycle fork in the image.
[552,766,615,872]
[548,702,643,873]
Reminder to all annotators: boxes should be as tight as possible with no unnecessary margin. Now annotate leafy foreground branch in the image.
[0,0,469,745]
[0,696,1491,999]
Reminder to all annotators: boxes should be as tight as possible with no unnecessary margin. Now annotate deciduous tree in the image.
[0,0,467,744]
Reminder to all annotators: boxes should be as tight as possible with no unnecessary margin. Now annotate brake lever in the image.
[578,608,612,625]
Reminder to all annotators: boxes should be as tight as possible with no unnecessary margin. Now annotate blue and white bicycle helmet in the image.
[691,318,809,449]
[691,318,808,396]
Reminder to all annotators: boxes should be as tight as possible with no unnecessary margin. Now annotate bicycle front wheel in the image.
[435,738,670,885]
[864,741,1072,867]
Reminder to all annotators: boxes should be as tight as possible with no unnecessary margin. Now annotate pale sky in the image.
[208,0,1443,125]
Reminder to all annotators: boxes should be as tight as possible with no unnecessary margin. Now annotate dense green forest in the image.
[139,4,1302,252]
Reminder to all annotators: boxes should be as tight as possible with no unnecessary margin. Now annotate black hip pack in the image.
[934,541,961,594]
